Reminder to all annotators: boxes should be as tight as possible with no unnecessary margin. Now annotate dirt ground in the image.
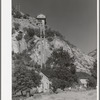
[26,89,97,100]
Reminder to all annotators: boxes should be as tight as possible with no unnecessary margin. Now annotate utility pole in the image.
[36,14,46,68]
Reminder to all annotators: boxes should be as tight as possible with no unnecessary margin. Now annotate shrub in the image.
[13,65,41,95]
[12,51,41,95]
[34,29,40,37]
[16,32,23,41]
[23,14,30,19]
[51,78,68,92]
[47,37,53,42]
[14,23,20,31]
[45,28,55,38]
[91,61,97,79]
[23,28,40,42]
[26,28,35,37]
[87,61,97,88]
[23,27,35,42]
[76,72,97,88]
[13,11,22,18]
[13,50,32,66]
[87,77,97,88]
[45,28,64,40]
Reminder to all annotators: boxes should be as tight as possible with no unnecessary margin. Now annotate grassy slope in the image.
[25,90,97,100]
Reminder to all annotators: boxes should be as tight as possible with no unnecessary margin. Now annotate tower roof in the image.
[37,14,46,19]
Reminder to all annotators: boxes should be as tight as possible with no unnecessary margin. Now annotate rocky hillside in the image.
[88,49,97,59]
[12,8,96,75]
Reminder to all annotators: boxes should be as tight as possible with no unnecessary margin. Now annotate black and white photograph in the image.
[1,0,99,100]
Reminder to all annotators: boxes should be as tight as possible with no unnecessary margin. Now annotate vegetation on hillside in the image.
[45,28,64,41]
[12,50,41,95]
[12,7,30,19]
[23,27,40,43]
[14,23,20,31]
[41,47,78,92]
[88,60,97,88]
[91,61,97,80]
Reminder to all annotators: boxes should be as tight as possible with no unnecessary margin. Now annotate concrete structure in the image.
[36,14,52,93]
[36,14,46,68]
[79,79,88,88]
[36,14,46,25]
[37,72,52,93]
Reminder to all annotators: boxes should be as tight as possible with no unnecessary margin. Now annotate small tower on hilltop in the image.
[36,14,46,25]
[36,14,46,68]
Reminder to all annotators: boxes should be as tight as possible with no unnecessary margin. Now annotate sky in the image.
[12,0,97,53]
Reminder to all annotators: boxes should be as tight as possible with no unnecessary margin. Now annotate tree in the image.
[91,61,97,79]
[88,60,97,88]
[13,63,41,95]
[13,10,22,18]
[46,47,74,68]
[52,64,77,86]
[51,78,68,92]
[13,50,31,66]
[87,77,97,88]
[13,65,41,95]
[42,48,77,91]
[12,51,41,96]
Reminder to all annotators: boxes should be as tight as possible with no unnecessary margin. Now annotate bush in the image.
[51,78,68,92]
[13,65,41,95]
[13,11,22,18]
[23,14,30,19]
[47,37,53,42]
[16,32,23,41]
[34,29,40,37]
[45,28,64,40]
[23,28,40,42]
[91,61,97,79]
[26,28,35,37]
[12,51,41,95]
[87,77,97,88]
[23,28,35,42]
[45,28,55,38]
[14,23,20,31]
[87,61,97,88]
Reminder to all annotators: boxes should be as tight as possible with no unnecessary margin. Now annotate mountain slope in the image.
[88,49,97,59]
[12,8,96,75]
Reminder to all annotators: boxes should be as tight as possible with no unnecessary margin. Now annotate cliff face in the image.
[12,9,96,75]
